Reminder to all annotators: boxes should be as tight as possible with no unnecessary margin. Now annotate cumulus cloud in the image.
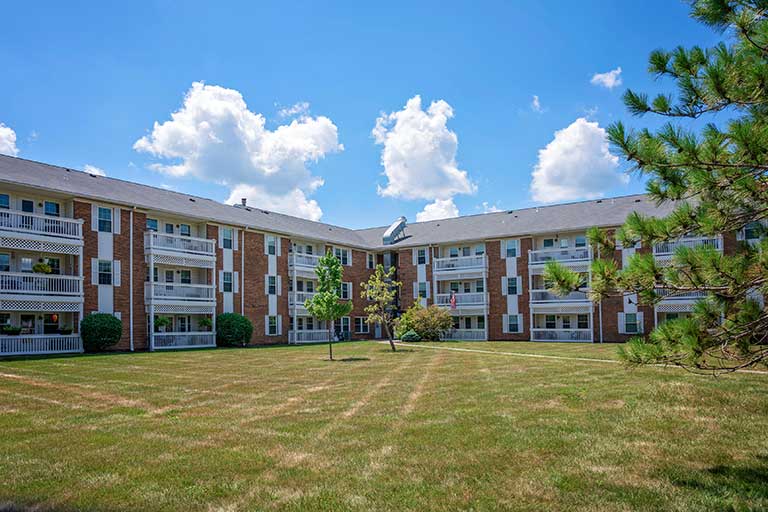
[531,95,543,113]
[481,201,502,213]
[0,123,19,156]
[590,67,622,89]
[372,95,476,214]
[134,82,342,220]
[83,164,106,176]
[530,117,627,203]
[416,198,459,222]
[227,184,322,221]
[278,101,310,118]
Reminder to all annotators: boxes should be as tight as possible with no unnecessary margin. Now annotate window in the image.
[367,253,375,269]
[165,223,174,234]
[0,253,9,272]
[505,239,518,258]
[180,270,191,284]
[267,316,278,336]
[153,267,159,282]
[46,258,61,275]
[464,317,472,329]
[340,282,351,300]
[98,260,112,285]
[475,280,484,293]
[0,313,9,325]
[267,235,276,255]
[355,317,369,334]
[334,247,350,265]
[21,199,34,213]
[179,224,191,237]
[44,201,60,217]
[575,236,587,248]
[545,315,556,329]
[222,227,233,249]
[306,317,314,330]
[507,315,519,333]
[463,282,471,293]
[477,316,485,330]
[560,238,569,249]
[0,194,8,209]
[20,314,35,334]
[475,244,484,256]
[664,313,679,322]
[417,248,426,265]
[222,272,233,292]
[177,316,191,333]
[624,313,638,334]
[562,316,571,329]
[97,207,112,233]
[744,221,762,240]
[268,275,276,295]
[20,257,33,273]
[462,247,471,257]
[506,277,518,296]
[146,218,158,231]
[449,247,459,258]
[450,282,459,293]
[306,281,314,293]
[542,239,554,249]
[418,282,428,299]
[577,314,589,329]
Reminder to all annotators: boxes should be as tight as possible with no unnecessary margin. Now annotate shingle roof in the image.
[0,154,677,250]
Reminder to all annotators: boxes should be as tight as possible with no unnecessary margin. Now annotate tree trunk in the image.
[384,320,396,352]
[328,326,334,361]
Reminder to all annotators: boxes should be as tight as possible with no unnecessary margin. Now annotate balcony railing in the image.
[440,329,486,341]
[531,328,592,342]
[0,210,83,240]
[289,253,321,269]
[153,331,216,349]
[0,334,82,356]
[145,282,215,302]
[529,247,591,265]
[433,255,486,272]
[289,330,330,343]
[145,232,215,256]
[530,289,589,302]
[435,292,487,307]
[653,236,722,256]
[289,291,316,305]
[655,288,708,300]
[0,272,82,296]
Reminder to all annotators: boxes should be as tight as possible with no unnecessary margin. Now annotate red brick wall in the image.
[75,201,98,322]
[487,237,531,341]
[397,247,432,311]
[243,230,268,344]
[346,249,376,339]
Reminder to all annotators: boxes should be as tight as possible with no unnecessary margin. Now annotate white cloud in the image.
[372,95,475,216]
[278,101,310,118]
[159,183,175,191]
[531,95,543,113]
[416,198,459,222]
[481,201,502,213]
[134,82,342,220]
[0,123,19,156]
[227,184,323,221]
[590,67,622,90]
[530,117,627,203]
[83,164,106,176]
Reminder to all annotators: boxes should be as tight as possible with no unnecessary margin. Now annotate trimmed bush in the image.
[400,330,421,342]
[80,313,123,352]
[216,313,253,347]
[395,303,453,341]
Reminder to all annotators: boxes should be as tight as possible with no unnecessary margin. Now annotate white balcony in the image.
[145,232,216,268]
[0,210,83,241]
[0,334,83,356]
[152,331,216,349]
[655,289,707,300]
[0,272,83,301]
[440,329,486,341]
[530,289,589,303]
[289,253,321,279]
[145,282,216,306]
[435,292,487,308]
[289,329,330,344]
[289,291,316,312]
[531,328,592,342]
[653,236,722,256]
[529,247,591,265]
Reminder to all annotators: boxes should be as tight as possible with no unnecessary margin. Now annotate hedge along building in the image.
[0,154,750,356]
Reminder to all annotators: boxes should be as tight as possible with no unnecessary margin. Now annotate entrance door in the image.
[375,322,382,339]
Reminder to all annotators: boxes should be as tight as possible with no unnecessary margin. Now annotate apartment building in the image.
[0,154,754,357]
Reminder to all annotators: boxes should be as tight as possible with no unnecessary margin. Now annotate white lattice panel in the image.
[655,302,695,313]
[0,236,81,255]
[146,253,215,269]
[148,304,216,314]
[0,299,81,312]
[434,270,486,281]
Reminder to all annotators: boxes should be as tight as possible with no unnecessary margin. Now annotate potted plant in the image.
[2,325,22,336]
[154,316,172,333]
[198,317,213,332]
[58,325,73,335]
[32,262,52,274]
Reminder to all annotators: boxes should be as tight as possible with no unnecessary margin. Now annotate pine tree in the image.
[545,0,768,373]
[305,251,353,361]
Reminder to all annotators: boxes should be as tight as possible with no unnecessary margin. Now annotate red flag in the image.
[450,292,457,309]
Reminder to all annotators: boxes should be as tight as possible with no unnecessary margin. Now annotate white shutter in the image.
[113,208,121,234]
[517,277,522,296]
[263,234,269,255]
[517,314,524,333]
[233,272,239,293]
[502,314,509,334]
[233,229,239,251]
[113,260,121,287]
[278,237,283,257]
[500,241,505,259]
[219,271,224,292]
[91,258,98,285]
[413,282,418,298]
[425,248,430,265]
[348,282,353,300]
[425,283,430,299]
[264,316,269,336]
[91,204,98,231]
[264,275,269,295]
[637,312,644,333]
[501,277,508,296]
[218,228,223,248]
[412,248,418,265]
[618,313,626,334]
[277,315,283,335]
[277,276,282,296]
[737,229,745,241]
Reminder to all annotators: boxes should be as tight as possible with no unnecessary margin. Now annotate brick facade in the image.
[487,237,531,341]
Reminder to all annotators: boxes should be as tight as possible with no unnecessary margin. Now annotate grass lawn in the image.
[1,341,767,511]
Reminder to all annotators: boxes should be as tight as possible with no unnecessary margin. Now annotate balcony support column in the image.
[149,252,155,351]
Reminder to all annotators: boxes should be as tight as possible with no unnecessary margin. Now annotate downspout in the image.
[241,228,245,315]
[129,208,134,351]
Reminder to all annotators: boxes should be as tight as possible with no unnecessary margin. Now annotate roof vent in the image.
[189,198,196,202]
[383,216,407,246]
[241,198,247,207]
[596,199,603,204]
[634,198,641,203]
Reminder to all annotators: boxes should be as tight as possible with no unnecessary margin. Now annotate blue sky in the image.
[0,1,720,228]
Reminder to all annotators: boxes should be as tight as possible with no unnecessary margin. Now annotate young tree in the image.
[360,264,402,352]
[305,251,353,361]
[545,0,768,373]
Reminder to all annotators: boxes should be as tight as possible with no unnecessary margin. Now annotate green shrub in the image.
[216,313,253,347]
[2,325,21,336]
[198,317,213,331]
[153,316,172,332]
[80,314,123,352]
[32,262,52,274]
[400,330,421,342]
[395,303,453,341]
[394,303,421,338]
